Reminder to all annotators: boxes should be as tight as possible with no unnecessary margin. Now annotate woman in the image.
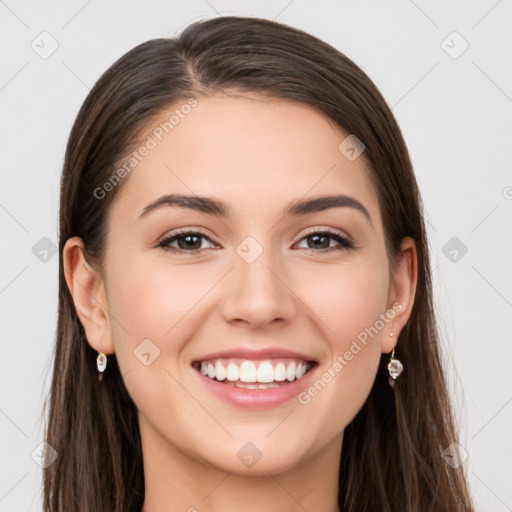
[42,15,476,512]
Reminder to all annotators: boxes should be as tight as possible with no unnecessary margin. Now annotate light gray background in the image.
[1,1,511,510]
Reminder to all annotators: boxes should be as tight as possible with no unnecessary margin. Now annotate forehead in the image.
[110,94,380,226]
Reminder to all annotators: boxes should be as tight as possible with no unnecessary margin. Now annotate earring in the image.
[387,334,403,389]
[97,352,107,382]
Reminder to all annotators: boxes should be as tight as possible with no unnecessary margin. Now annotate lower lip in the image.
[193,365,317,409]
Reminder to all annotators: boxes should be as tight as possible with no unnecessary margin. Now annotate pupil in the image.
[180,235,201,250]
[310,234,329,249]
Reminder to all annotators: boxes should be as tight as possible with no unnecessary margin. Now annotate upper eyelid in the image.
[297,226,351,240]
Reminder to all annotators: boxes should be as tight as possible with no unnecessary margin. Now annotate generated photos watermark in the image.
[93,97,198,200]
[298,301,403,405]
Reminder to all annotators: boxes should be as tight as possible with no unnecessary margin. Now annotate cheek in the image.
[108,256,211,340]
[105,257,212,432]
[293,256,389,418]
[300,256,390,350]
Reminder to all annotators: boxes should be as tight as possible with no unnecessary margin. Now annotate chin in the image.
[196,437,312,476]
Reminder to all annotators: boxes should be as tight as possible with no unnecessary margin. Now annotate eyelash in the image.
[156,228,355,255]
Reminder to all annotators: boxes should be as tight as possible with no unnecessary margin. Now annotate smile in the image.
[192,358,313,388]
[191,356,318,408]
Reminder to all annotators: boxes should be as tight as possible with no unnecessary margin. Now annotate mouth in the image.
[191,357,317,389]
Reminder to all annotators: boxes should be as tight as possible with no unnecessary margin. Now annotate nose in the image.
[219,241,297,329]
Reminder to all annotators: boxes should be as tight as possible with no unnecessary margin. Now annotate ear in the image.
[382,236,418,354]
[62,236,115,355]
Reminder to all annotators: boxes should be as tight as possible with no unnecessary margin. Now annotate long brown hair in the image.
[41,16,476,511]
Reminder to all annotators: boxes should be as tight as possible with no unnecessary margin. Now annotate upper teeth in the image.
[198,359,309,383]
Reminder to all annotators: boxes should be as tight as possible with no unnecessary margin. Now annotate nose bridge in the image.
[220,233,296,327]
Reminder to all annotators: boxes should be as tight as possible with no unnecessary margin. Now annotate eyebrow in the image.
[138,193,372,224]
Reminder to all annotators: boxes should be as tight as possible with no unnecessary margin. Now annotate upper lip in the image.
[192,347,318,363]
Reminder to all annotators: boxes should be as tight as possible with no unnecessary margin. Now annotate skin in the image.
[64,93,417,512]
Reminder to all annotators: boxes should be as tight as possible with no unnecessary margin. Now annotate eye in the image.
[157,230,218,254]
[157,228,354,255]
[295,229,354,253]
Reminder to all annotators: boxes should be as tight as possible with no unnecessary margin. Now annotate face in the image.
[71,93,415,477]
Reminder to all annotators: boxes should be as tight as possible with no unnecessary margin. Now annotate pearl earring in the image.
[387,333,403,389]
[97,352,107,382]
